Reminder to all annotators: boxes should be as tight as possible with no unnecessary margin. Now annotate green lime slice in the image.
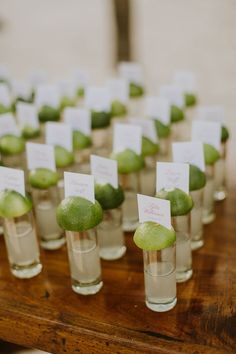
[129,83,144,98]
[29,168,59,189]
[91,110,111,129]
[154,119,171,138]
[21,125,40,140]
[110,148,145,174]
[134,221,176,251]
[73,130,92,150]
[0,189,32,219]
[221,125,229,143]
[189,164,206,191]
[0,135,25,155]
[95,183,124,210]
[55,145,74,168]
[203,143,220,165]
[77,87,85,98]
[171,105,185,123]
[56,196,103,231]
[0,104,12,114]
[185,93,197,107]
[60,96,76,110]
[156,188,193,216]
[38,105,60,123]
[142,136,159,157]
[111,100,127,117]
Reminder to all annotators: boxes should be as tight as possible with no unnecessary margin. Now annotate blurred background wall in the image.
[0,0,235,129]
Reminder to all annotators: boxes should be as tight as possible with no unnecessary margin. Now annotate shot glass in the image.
[92,128,110,157]
[203,165,215,224]
[31,187,65,250]
[214,142,227,201]
[140,156,156,196]
[172,214,192,282]
[97,208,126,260]
[143,244,177,312]
[120,172,140,231]
[190,188,204,250]
[66,228,103,295]
[74,148,91,174]
[1,152,25,170]
[158,137,171,161]
[3,211,42,278]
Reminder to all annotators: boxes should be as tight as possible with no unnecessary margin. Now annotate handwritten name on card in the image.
[45,122,73,152]
[0,113,19,137]
[156,162,189,194]
[26,142,56,171]
[145,96,171,125]
[172,141,205,171]
[0,167,25,196]
[191,120,221,151]
[64,107,91,136]
[113,123,142,154]
[64,172,95,203]
[16,102,39,129]
[91,155,118,188]
[137,194,171,229]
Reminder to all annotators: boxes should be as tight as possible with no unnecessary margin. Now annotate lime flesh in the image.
[156,188,193,216]
[0,189,32,219]
[95,183,124,210]
[29,168,59,189]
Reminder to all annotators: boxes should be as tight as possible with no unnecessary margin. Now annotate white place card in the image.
[64,107,91,136]
[26,142,56,171]
[90,155,118,188]
[0,113,20,137]
[64,172,95,203]
[84,86,111,112]
[45,122,73,152]
[16,102,39,129]
[128,118,158,143]
[192,120,221,151]
[0,83,11,106]
[197,105,225,124]
[137,194,171,229]
[11,81,32,100]
[173,71,197,93]
[172,141,205,171]
[57,80,77,99]
[0,65,10,81]
[28,69,47,88]
[145,96,171,125]
[118,62,143,84]
[107,78,129,103]
[113,123,142,154]
[159,84,184,108]
[156,162,189,194]
[0,166,25,196]
[35,85,60,109]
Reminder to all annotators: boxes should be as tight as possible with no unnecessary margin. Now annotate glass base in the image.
[100,246,126,260]
[191,239,204,251]
[40,235,66,250]
[214,189,227,201]
[11,261,42,279]
[145,297,177,312]
[202,212,215,224]
[72,278,103,295]
[122,220,139,232]
[176,269,193,283]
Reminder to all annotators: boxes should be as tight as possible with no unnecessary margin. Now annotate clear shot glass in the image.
[190,188,204,250]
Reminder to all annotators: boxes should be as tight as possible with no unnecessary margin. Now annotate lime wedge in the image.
[171,105,185,123]
[142,136,159,157]
[77,87,85,98]
[221,125,229,143]
[129,83,144,98]
[29,168,59,189]
[203,143,220,165]
[38,105,60,123]
[189,164,206,191]
[60,96,76,110]
[73,130,92,150]
[134,221,176,251]
[156,188,193,216]
[0,135,25,155]
[0,189,32,219]
[110,148,145,174]
[56,196,103,231]
[91,111,111,129]
[111,100,127,117]
[55,145,74,168]
[0,104,12,114]
[154,119,171,138]
[21,125,40,140]
[185,93,197,107]
[95,183,124,210]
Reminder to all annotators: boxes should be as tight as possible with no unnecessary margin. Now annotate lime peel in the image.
[29,168,59,190]
[55,145,74,168]
[0,135,25,155]
[95,183,124,210]
[156,188,193,216]
[0,189,32,218]
[204,143,220,165]
[142,136,159,157]
[110,148,145,174]
[189,164,206,191]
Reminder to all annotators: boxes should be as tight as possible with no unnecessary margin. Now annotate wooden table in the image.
[0,167,235,353]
